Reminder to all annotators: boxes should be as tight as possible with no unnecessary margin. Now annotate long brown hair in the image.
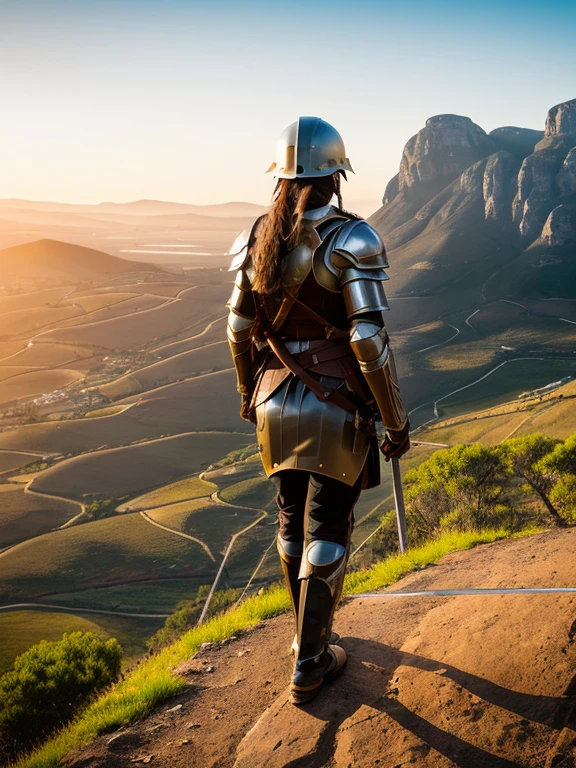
[251,173,344,296]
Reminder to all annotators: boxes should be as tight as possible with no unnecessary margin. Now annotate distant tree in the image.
[538,432,576,523]
[0,631,122,758]
[84,498,117,520]
[499,434,565,526]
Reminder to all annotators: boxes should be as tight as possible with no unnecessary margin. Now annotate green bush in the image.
[403,443,508,537]
[84,498,118,521]
[370,437,568,558]
[0,631,122,759]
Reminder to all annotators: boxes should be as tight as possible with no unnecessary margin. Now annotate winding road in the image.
[0,602,170,619]
[415,323,460,354]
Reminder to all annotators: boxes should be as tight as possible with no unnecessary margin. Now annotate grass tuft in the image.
[14,527,538,768]
[345,528,517,594]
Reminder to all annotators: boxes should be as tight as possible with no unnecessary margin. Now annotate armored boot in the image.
[277,537,303,655]
[290,540,348,705]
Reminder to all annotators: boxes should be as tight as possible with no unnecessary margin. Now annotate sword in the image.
[391,457,408,553]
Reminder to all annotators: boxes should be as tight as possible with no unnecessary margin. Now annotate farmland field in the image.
[1,342,95,368]
[0,369,249,455]
[146,499,263,558]
[0,305,82,337]
[0,450,41,475]
[55,293,167,327]
[28,431,255,500]
[436,359,576,420]
[0,511,216,600]
[0,287,73,315]
[118,476,218,511]
[0,368,84,405]
[99,340,231,399]
[418,377,576,446]
[0,484,79,548]
[43,579,206,614]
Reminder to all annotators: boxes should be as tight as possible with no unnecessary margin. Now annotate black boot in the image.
[290,540,348,705]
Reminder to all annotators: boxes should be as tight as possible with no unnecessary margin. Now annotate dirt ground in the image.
[67,529,576,768]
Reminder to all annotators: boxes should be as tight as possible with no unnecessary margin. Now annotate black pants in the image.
[271,469,363,549]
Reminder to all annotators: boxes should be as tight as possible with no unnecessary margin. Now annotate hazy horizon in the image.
[2,0,575,207]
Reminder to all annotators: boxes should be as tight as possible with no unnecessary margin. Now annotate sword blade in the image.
[391,457,408,553]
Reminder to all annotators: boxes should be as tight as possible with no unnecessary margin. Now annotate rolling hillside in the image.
[0,239,160,284]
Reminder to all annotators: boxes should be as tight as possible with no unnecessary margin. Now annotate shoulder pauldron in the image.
[331,219,389,270]
[227,214,266,273]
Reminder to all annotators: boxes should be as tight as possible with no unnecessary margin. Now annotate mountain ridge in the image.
[0,199,268,219]
[370,98,576,307]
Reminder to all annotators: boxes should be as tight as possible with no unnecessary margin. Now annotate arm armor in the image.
[227,229,257,397]
[333,221,408,431]
[349,319,408,431]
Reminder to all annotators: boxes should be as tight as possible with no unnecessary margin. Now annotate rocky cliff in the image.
[370,98,576,305]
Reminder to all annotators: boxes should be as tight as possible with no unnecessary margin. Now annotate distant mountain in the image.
[0,199,267,219]
[370,98,576,305]
[0,239,159,284]
[0,205,257,233]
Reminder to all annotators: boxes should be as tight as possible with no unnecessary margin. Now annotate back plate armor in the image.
[227,204,407,488]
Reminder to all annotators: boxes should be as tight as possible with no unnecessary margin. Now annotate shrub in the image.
[0,631,122,759]
[403,443,508,537]
[84,498,117,521]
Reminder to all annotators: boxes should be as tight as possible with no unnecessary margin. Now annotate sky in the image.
[1,0,575,209]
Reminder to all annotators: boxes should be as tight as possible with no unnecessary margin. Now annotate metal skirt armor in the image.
[255,373,370,486]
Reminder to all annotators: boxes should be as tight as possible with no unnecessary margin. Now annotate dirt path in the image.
[415,322,460,354]
[67,528,576,768]
[151,315,226,355]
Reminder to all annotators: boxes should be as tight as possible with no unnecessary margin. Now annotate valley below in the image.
[0,97,575,768]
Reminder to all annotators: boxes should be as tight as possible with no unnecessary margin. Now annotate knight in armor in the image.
[227,117,410,705]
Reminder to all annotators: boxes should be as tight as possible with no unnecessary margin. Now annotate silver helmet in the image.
[266,116,354,180]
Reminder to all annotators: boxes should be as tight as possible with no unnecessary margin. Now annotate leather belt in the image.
[282,338,351,368]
